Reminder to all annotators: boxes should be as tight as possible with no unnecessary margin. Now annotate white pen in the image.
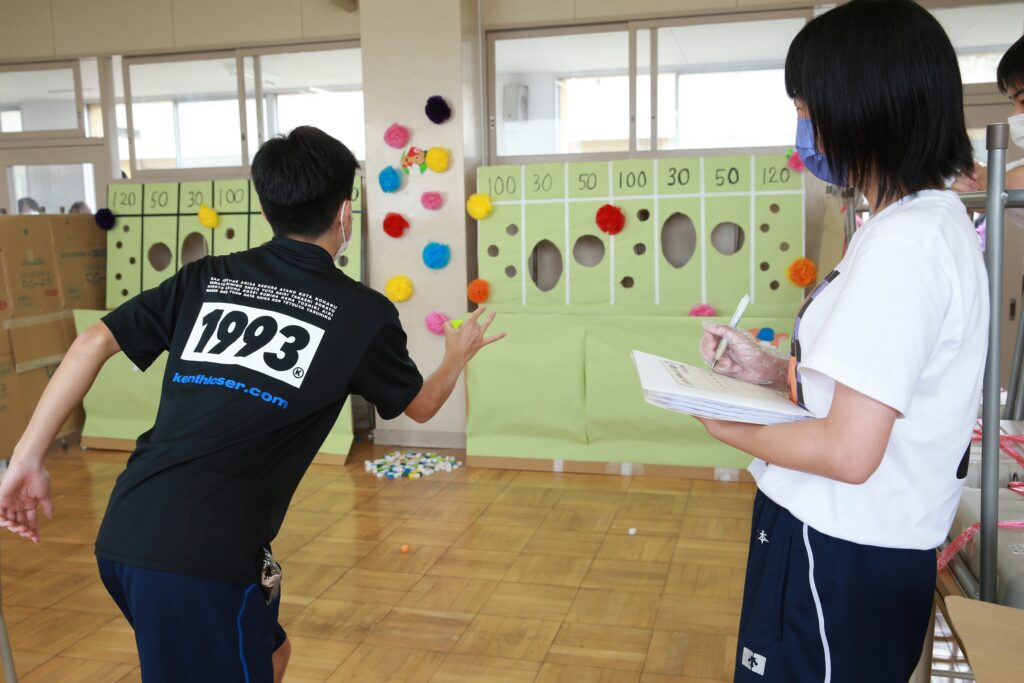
[711,293,751,370]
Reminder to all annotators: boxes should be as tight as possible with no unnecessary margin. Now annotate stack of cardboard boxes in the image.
[0,215,106,456]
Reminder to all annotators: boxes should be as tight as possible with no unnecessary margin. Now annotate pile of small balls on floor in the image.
[365,451,462,479]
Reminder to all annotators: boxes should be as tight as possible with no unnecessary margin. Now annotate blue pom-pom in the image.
[95,208,116,230]
[756,327,776,342]
[422,242,451,270]
[379,166,401,193]
[425,95,452,124]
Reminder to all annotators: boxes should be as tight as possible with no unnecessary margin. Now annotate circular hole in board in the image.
[129,257,137,265]
[770,203,780,214]
[634,243,647,256]
[711,222,746,256]
[115,273,122,280]
[770,280,780,290]
[338,255,349,267]
[780,241,790,252]
[661,213,697,269]
[505,265,517,278]
[148,242,173,272]
[760,223,770,233]
[226,228,236,240]
[621,276,635,289]
[487,245,500,257]
[123,225,130,233]
[760,261,770,272]
[121,289,128,297]
[506,224,519,237]
[115,241,123,249]
[573,234,605,268]
[637,209,650,222]
[181,232,210,266]
[528,240,563,291]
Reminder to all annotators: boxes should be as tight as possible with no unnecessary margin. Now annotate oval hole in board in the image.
[661,212,697,269]
[528,239,563,292]
[181,232,209,266]
[147,242,172,272]
[573,234,605,268]
[711,222,746,256]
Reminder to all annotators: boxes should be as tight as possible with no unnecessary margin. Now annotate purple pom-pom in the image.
[95,208,116,230]
[425,95,452,124]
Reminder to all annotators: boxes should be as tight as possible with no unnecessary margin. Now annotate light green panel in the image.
[319,402,354,458]
[657,158,699,196]
[567,161,610,199]
[212,214,249,257]
[212,179,249,213]
[611,159,654,198]
[106,217,142,309]
[612,199,655,306]
[478,204,522,307]
[142,183,177,215]
[755,194,805,306]
[466,315,588,448]
[142,216,178,289]
[704,154,752,194]
[657,196,703,309]
[108,184,142,214]
[477,165,522,201]
[177,217,211,270]
[351,178,363,211]
[179,181,212,214]
[524,202,567,306]
[249,213,274,249]
[568,201,610,305]
[755,154,802,192]
[75,309,164,440]
[704,195,753,309]
[336,213,361,278]
[524,163,564,200]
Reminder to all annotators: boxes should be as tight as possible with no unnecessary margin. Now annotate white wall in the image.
[360,0,481,448]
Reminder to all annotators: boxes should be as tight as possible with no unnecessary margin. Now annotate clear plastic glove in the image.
[699,321,788,387]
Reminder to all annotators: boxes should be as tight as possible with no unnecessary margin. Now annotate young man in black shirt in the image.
[0,126,505,682]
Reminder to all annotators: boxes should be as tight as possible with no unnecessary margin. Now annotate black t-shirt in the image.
[96,237,422,582]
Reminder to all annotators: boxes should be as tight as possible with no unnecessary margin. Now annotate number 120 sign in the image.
[181,302,325,388]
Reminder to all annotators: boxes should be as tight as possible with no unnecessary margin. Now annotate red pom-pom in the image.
[383,212,410,238]
[596,204,626,235]
[467,278,490,304]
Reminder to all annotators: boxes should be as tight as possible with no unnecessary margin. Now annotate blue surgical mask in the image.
[795,117,846,186]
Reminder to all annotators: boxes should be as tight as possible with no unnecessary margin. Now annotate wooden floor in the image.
[1,441,757,682]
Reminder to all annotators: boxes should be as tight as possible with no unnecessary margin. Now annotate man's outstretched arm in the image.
[0,322,121,541]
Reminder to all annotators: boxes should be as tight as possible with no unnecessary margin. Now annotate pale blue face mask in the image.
[795,117,847,187]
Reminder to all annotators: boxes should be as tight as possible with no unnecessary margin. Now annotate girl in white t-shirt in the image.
[698,2,988,681]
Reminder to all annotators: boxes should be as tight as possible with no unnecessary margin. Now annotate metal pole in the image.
[981,122,1009,603]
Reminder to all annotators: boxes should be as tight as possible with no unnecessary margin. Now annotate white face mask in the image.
[334,203,351,261]
[1010,112,1024,150]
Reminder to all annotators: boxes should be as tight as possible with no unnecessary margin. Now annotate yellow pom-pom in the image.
[384,275,414,303]
[426,147,450,173]
[466,194,492,220]
[197,204,219,229]
[451,319,464,329]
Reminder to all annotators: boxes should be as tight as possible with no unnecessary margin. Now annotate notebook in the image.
[632,350,813,425]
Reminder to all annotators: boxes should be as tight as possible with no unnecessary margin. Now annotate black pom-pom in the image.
[425,95,452,124]
[95,208,116,230]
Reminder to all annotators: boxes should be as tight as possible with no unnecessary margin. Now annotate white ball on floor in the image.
[627,528,637,536]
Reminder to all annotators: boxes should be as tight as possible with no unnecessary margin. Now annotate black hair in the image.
[785,0,973,204]
[17,197,39,213]
[998,34,1024,94]
[251,126,358,238]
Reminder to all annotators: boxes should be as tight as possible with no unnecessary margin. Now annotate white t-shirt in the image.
[750,189,989,550]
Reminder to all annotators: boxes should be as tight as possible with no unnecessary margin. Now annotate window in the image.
[932,3,1024,85]
[8,163,97,214]
[493,30,629,157]
[124,56,244,171]
[251,47,365,160]
[656,18,805,151]
[0,63,82,135]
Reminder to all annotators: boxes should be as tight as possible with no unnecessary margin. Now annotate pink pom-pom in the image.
[421,192,443,210]
[787,150,805,172]
[425,311,450,336]
[384,123,409,149]
[689,304,716,317]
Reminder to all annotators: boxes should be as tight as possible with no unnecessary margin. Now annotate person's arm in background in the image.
[0,323,121,542]
[951,163,1024,193]
[405,307,505,423]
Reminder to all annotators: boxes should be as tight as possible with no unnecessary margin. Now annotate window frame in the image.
[0,59,87,141]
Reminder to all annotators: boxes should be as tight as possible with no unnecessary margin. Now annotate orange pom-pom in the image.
[467,278,490,304]
[787,257,817,287]
[400,544,410,554]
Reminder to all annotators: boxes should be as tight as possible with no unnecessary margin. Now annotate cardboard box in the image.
[945,596,1024,682]
[7,315,72,373]
[18,364,80,438]
[0,263,11,358]
[0,216,62,318]
[0,355,26,457]
[49,215,107,310]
